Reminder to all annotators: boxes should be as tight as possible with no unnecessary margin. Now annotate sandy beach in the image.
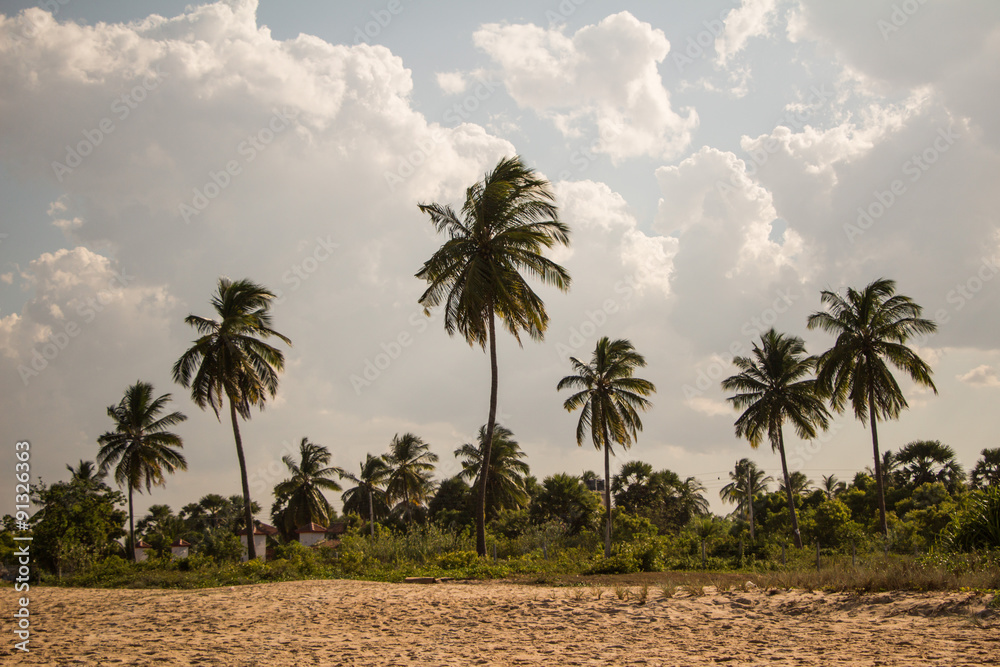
[5,579,997,666]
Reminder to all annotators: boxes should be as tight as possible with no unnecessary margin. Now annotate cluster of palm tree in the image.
[721,278,938,544]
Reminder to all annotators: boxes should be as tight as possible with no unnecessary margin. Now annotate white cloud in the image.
[436,71,467,95]
[473,12,698,161]
[715,0,779,66]
[958,364,1000,388]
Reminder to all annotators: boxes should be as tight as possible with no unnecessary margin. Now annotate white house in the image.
[134,539,152,562]
[237,523,278,561]
[170,538,191,559]
[295,523,328,548]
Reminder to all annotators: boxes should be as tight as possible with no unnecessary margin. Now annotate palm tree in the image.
[416,155,571,555]
[341,454,392,536]
[677,476,710,518]
[894,440,965,493]
[819,474,846,500]
[558,337,656,557]
[778,471,813,497]
[97,381,187,560]
[971,448,1000,489]
[807,278,937,537]
[455,424,531,519]
[385,433,438,524]
[172,277,291,559]
[66,460,107,490]
[720,458,773,539]
[273,438,344,538]
[721,329,829,548]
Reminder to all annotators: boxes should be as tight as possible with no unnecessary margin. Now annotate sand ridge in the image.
[4,579,997,665]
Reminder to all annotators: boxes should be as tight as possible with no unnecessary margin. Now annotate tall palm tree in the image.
[172,277,291,560]
[416,155,571,555]
[558,337,656,557]
[894,440,965,493]
[385,433,438,524]
[97,381,187,560]
[820,474,846,500]
[807,278,937,537]
[341,454,392,536]
[722,329,828,548]
[455,424,531,519]
[720,458,773,539]
[273,438,344,537]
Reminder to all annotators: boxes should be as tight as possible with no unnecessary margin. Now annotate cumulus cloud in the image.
[958,364,1000,387]
[715,0,779,66]
[473,12,698,161]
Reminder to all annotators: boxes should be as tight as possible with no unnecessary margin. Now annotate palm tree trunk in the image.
[229,399,257,560]
[747,470,755,541]
[477,309,499,557]
[128,485,136,561]
[368,487,375,537]
[602,423,612,559]
[868,388,889,538]
[777,429,803,548]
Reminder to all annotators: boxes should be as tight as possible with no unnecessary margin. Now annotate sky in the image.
[1,0,998,521]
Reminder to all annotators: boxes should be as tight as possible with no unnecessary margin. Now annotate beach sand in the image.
[5,579,997,665]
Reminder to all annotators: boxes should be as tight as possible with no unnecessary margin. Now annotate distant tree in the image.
[808,278,937,537]
[720,459,772,539]
[455,424,530,519]
[341,454,391,536]
[97,381,187,560]
[558,337,656,557]
[385,433,438,524]
[895,440,965,493]
[971,447,1000,489]
[778,471,813,498]
[66,460,107,490]
[272,438,343,539]
[819,474,846,500]
[428,476,474,527]
[30,475,126,576]
[529,473,601,534]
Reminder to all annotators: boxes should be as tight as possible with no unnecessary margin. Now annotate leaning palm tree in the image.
[273,438,344,537]
[455,424,531,519]
[97,381,187,560]
[807,278,937,537]
[341,454,392,536]
[971,448,1000,489]
[385,433,438,524]
[720,458,773,539]
[722,329,829,548]
[416,155,571,555]
[558,337,656,557]
[172,277,291,559]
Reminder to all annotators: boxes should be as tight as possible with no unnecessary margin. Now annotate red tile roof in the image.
[171,539,191,547]
[295,522,328,533]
